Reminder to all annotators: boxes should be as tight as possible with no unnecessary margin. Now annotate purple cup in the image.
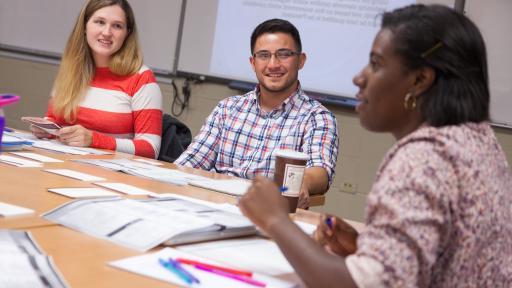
[0,94,21,150]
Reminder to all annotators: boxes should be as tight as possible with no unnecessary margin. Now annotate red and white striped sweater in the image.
[47,66,162,158]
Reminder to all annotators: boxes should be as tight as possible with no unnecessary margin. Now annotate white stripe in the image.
[115,138,135,155]
[114,134,161,159]
[132,83,162,111]
[81,87,132,113]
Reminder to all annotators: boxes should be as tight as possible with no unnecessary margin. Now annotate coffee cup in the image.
[273,149,308,213]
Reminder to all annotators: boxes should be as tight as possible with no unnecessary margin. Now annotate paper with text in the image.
[42,198,215,251]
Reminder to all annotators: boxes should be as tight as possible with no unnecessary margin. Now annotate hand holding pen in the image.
[313,214,359,257]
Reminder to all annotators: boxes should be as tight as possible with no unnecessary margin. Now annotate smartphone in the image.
[21,116,61,136]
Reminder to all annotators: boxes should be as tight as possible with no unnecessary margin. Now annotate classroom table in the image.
[0,144,354,288]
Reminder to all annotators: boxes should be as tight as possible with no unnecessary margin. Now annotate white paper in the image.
[294,220,317,236]
[188,179,251,196]
[178,238,295,276]
[0,202,34,217]
[44,169,106,181]
[0,155,43,167]
[76,158,209,186]
[110,247,298,288]
[48,188,119,198]
[2,131,38,141]
[32,140,89,155]
[94,182,156,196]
[10,152,63,163]
[68,146,113,155]
[133,158,163,166]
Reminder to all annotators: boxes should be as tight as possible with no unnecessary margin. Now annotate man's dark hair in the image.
[382,4,489,126]
[250,18,302,54]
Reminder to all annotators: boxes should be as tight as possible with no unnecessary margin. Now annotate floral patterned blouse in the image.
[346,122,512,287]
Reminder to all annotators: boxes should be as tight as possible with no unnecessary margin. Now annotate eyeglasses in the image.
[253,49,300,62]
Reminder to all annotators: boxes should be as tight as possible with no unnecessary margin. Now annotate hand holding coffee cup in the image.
[273,149,308,213]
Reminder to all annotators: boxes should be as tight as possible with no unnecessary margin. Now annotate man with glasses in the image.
[175,19,338,208]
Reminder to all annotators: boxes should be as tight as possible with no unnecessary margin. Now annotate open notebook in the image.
[43,194,257,251]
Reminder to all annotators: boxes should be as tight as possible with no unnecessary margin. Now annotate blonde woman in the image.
[31,0,162,158]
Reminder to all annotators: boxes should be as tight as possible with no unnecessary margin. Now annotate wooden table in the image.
[0,145,340,288]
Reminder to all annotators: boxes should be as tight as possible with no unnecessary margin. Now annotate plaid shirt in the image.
[175,86,339,184]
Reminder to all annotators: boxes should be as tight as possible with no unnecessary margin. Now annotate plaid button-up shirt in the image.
[175,86,339,184]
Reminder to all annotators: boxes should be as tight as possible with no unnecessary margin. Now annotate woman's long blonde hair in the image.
[52,0,142,122]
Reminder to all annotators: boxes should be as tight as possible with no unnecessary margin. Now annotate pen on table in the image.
[279,186,288,193]
[158,258,200,285]
[3,127,13,132]
[194,264,266,287]
[168,258,201,284]
[176,257,253,277]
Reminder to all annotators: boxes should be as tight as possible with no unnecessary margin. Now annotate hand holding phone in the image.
[21,117,61,136]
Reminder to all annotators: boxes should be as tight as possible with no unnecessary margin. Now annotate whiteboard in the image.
[465,0,512,128]
[177,0,512,128]
[0,0,183,74]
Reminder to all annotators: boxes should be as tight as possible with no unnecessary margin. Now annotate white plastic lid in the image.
[274,149,309,160]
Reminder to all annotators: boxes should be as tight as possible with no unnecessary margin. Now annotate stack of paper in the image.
[75,158,210,186]
[0,134,32,151]
[43,194,257,251]
[0,230,68,288]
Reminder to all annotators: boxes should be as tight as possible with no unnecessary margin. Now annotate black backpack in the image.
[158,114,192,162]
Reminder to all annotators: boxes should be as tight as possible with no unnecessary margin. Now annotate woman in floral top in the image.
[239,4,512,288]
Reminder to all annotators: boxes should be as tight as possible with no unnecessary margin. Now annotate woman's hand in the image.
[58,125,93,147]
[238,176,290,233]
[29,124,52,139]
[313,214,359,257]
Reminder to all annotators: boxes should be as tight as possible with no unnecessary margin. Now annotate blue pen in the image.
[325,217,333,230]
[158,258,200,285]
[3,127,13,132]
[168,258,200,284]
[279,186,288,193]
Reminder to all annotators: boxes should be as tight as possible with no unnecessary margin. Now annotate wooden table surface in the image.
[0,144,349,288]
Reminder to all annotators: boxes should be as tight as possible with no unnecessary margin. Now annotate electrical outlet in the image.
[339,182,357,194]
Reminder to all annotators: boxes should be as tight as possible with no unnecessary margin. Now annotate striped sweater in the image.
[46,66,162,158]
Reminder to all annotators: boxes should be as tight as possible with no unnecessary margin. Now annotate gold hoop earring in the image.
[404,92,416,110]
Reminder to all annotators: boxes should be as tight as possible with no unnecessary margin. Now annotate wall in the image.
[2,56,512,222]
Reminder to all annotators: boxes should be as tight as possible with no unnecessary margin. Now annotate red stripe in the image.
[91,68,157,97]
[51,107,161,136]
[133,139,156,158]
[133,109,162,135]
